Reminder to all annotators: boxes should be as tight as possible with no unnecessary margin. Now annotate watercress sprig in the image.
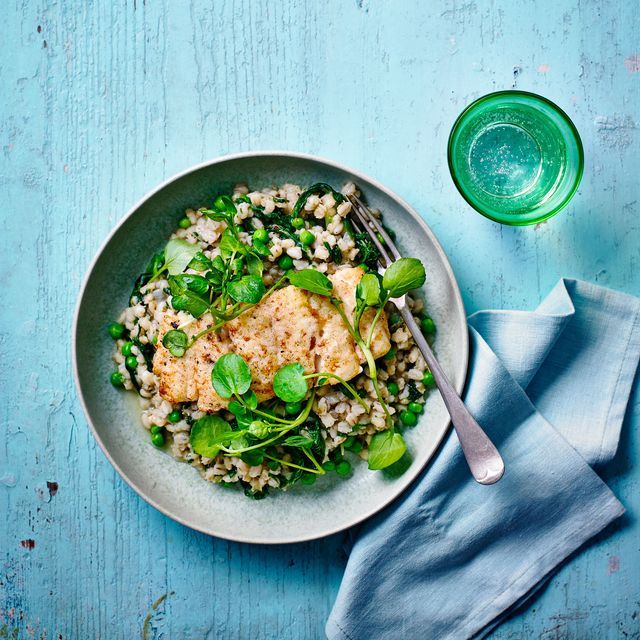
[187,353,326,476]
[289,260,426,470]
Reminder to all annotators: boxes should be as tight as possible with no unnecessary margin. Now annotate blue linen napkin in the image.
[326,279,640,640]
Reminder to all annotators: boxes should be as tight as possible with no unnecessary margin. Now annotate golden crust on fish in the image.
[227,286,318,398]
[153,312,231,411]
[153,266,390,410]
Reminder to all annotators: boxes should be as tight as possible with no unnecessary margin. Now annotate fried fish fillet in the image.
[153,312,231,412]
[153,266,391,411]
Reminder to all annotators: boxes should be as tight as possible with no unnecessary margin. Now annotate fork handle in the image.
[397,306,505,485]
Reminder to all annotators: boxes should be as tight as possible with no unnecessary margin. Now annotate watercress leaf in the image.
[306,421,326,458]
[235,407,254,430]
[292,183,345,217]
[183,274,210,296]
[228,399,245,416]
[243,389,258,410]
[162,329,189,358]
[382,450,413,478]
[251,241,272,257]
[164,238,199,275]
[170,274,210,297]
[171,291,209,318]
[287,269,333,297]
[283,434,314,448]
[205,269,224,291]
[248,421,270,438]
[273,363,308,403]
[241,449,265,466]
[245,252,264,277]
[367,430,407,470]
[168,276,187,296]
[190,415,235,458]
[214,194,237,215]
[323,241,342,264]
[211,255,225,272]
[219,228,244,258]
[227,274,266,304]
[201,208,229,222]
[146,250,165,275]
[188,251,213,272]
[353,232,381,270]
[211,353,252,398]
[356,272,383,307]
[230,434,249,450]
[382,258,426,298]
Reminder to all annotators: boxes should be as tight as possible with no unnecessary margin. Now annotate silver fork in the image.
[347,194,505,485]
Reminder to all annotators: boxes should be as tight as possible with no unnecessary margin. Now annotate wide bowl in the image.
[73,151,468,544]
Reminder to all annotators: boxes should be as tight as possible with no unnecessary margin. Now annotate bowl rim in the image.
[447,90,585,226]
[72,150,469,544]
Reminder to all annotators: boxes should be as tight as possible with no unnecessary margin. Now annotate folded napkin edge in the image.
[596,299,640,465]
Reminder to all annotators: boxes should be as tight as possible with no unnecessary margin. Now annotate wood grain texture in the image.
[1,0,638,638]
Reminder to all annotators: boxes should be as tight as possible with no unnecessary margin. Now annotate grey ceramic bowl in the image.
[73,152,468,544]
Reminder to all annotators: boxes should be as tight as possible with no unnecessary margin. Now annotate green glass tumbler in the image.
[448,91,584,225]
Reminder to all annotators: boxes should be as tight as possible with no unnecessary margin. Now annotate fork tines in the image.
[346,193,401,268]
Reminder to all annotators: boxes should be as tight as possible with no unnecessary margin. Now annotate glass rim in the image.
[447,90,584,226]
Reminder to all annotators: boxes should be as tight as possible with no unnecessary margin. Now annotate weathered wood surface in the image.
[1,1,638,638]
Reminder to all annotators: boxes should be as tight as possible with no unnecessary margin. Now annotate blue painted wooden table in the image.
[2,1,638,638]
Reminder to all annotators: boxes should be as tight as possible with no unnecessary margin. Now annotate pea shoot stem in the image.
[331,297,394,429]
[303,372,368,411]
[263,453,324,475]
[220,392,316,455]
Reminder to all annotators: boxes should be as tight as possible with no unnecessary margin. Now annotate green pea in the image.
[110,371,124,387]
[121,341,134,356]
[299,230,315,246]
[150,425,163,435]
[399,410,418,427]
[387,382,399,396]
[278,255,294,270]
[167,410,182,424]
[253,228,269,243]
[107,322,125,339]
[291,217,305,229]
[178,217,191,229]
[125,355,138,370]
[151,432,165,447]
[284,401,302,415]
[408,402,424,414]
[349,439,363,454]
[423,371,436,388]
[420,316,436,334]
[336,460,351,477]
[376,232,385,244]
[301,473,316,485]
[389,312,401,327]
[267,460,280,471]
[151,335,158,345]
[384,347,397,361]
[322,460,336,471]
